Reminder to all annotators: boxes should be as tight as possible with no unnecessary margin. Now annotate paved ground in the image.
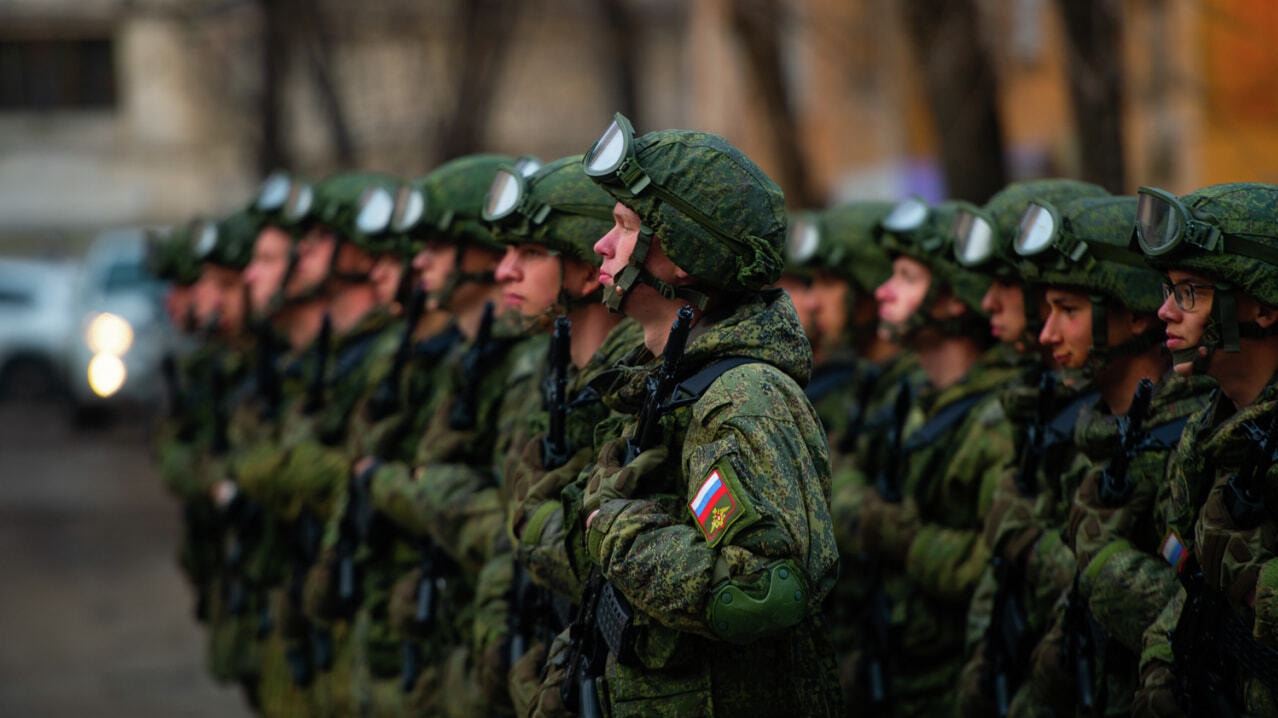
[0,400,251,717]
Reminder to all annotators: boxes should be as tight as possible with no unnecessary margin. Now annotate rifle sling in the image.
[1047,391,1100,444]
[902,392,989,454]
[1143,417,1189,449]
[803,360,859,403]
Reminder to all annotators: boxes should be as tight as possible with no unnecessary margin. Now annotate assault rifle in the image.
[984,556,1031,717]
[368,287,426,422]
[624,306,694,463]
[1014,370,1056,498]
[541,315,572,470]
[1097,378,1154,507]
[862,375,913,713]
[449,301,495,431]
[563,306,695,718]
[1224,405,1278,529]
[255,319,283,420]
[304,313,333,414]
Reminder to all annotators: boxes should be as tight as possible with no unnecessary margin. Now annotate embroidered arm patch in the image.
[688,457,758,546]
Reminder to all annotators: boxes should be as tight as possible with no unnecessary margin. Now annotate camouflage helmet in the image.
[188,209,258,270]
[952,178,1109,281]
[393,154,514,252]
[484,154,612,267]
[1014,196,1165,374]
[284,171,401,251]
[147,225,201,286]
[878,198,990,313]
[786,201,894,293]
[1135,182,1278,365]
[1014,196,1162,314]
[583,113,785,309]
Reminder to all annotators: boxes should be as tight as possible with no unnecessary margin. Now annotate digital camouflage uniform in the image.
[784,201,922,706]
[848,197,1020,717]
[560,119,841,717]
[1132,184,1278,717]
[579,290,842,717]
[362,153,538,717]
[473,154,646,717]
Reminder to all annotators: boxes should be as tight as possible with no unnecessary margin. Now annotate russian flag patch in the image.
[690,468,739,544]
[1161,531,1188,572]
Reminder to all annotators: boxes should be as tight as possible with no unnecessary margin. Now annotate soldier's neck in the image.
[413,308,452,341]
[1097,349,1168,415]
[567,302,622,369]
[280,300,328,351]
[327,283,379,335]
[915,335,981,391]
[1212,337,1278,410]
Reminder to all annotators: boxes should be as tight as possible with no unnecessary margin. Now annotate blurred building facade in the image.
[0,0,1275,242]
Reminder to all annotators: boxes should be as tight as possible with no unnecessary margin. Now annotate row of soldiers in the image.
[150,111,1278,718]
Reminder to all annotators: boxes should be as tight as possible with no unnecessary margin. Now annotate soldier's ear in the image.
[1252,301,1278,329]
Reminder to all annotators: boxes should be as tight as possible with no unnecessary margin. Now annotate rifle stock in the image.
[625,305,695,463]
[542,315,572,470]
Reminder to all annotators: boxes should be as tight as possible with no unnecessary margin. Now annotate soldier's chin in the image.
[1171,360,1195,378]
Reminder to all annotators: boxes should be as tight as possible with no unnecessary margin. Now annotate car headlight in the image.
[85,313,134,355]
[87,353,127,397]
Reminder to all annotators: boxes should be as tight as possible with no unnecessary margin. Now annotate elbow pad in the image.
[707,560,808,644]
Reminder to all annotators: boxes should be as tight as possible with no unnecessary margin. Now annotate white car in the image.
[0,256,79,400]
[66,229,173,414]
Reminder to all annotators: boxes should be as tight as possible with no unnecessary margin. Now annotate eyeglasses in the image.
[1162,279,1216,312]
[951,203,1000,266]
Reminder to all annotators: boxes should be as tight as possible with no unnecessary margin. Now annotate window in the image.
[0,37,116,110]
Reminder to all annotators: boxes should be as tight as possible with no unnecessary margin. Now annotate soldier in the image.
[946,179,1111,718]
[1131,182,1278,717]
[153,212,256,702]
[781,202,917,707]
[1007,195,1213,715]
[850,196,1019,717]
[365,154,538,718]
[548,113,841,717]
[480,154,645,716]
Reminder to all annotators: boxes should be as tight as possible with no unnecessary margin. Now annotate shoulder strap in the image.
[668,356,765,408]
[1047,390,1100,443]
[902,391,989,453]
[803,361,859,403]
[1144,417,1190,449]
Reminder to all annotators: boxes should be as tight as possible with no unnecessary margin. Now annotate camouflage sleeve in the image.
[1257,558,1278,646]
[1139,584,1183,670]
[1077,541,1180,653]
[231,438,292,512]
[905,405,1012,603]
[589,376,836,638]
[276,439,349,516]
[472,549,515,711]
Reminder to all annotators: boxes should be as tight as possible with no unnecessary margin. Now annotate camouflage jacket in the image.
[583,288,842,717]
[1141,378,1278,714]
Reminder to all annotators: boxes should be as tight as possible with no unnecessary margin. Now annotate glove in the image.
[580,439,668,525]
[857,489,920,564]
[1196,480,1276,608]
[1130,661,1184,718]
[507,436,592,543]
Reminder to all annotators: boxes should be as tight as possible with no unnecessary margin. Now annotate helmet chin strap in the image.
[430,245,496,308]
[1075,295,1165,381]
[602,231,708,314]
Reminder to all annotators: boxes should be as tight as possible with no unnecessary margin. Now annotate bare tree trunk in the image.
[1057,0,1126,192]
[901,0,1007,204]
[729,0,815,208]
[258,0,288,175]
[434,0,519,161]
[598,0,639,122]
[300,0,356,168]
